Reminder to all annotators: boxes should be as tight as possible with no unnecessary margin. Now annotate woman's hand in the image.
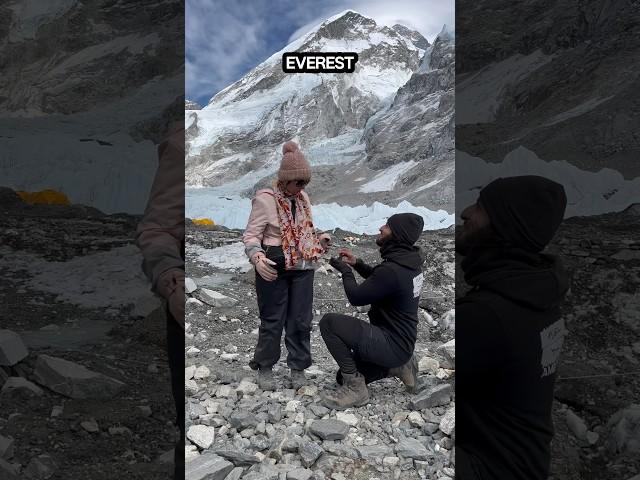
[167,282,185,329]
[338,248,357,266]
[253,253,278,281]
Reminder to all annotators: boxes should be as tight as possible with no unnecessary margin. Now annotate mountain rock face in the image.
[185,99,202,110]
[456,0,640,179]
[186,10,454,213]
[364,26,454,209]
[0,0,183,214]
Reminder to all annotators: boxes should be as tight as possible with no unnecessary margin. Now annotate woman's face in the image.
[285,179,308,195]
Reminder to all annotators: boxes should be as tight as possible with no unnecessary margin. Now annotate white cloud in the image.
[186,1,264,105]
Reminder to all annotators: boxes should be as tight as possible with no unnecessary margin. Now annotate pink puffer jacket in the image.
[243,188,330,265]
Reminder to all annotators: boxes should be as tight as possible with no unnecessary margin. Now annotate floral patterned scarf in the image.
[273,184,323,269]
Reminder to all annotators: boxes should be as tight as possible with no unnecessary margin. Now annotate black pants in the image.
[250,269,314,371]
[166,312,184,480]
[455,446,487,480]
[319,313,408,383]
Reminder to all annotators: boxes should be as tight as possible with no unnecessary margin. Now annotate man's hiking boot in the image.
[388,354,419,393]
[257,367,276,391]
[321,372,369,410]
[289,369,307,390]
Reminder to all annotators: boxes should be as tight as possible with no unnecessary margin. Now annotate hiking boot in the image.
[257,367,276,391]
[321,372,369,410]
[290,369,307,390]
[388,354,419,393]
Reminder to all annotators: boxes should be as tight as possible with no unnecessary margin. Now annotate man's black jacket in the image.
[338,242,424,362]
[456,245,569,480]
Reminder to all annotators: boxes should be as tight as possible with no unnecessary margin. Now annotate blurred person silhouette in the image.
[243,141,331,391]
[135,121,185,479]
[319,213,425,409]
[455,176,569,480]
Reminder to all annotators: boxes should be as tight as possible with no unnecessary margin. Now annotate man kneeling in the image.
[320,213,425,410]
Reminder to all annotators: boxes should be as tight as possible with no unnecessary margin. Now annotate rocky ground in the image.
[183,222,456,480]
[0,188,178,479]
[547,206,640,480]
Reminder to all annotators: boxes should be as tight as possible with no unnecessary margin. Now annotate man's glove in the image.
[329,256,352,274]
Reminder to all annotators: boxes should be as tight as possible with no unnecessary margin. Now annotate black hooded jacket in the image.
[339,240,424,363]
[456,243,569,480]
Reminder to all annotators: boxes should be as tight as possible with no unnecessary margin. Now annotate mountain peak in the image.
[436,24,454,43]
[392,24,430,49]
[316,10,377,39]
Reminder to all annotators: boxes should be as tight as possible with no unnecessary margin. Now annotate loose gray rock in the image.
[439,406,455,435]
[81,419,99,433]
[242,465,280,480]
[187,425,215,450]
[357,444,393,461]
[250,434,271,451]
[308,419,350,440]
[223,467,244,480]
[200,289,237,307]
[24,454,57,479]
[0,435,14,460]
[186,277,198,293]
[409,384,452,410]
[309,404,329,417]
[229,411,258,431]
[299,441,324,467]
[1,377,43,396]
[436,339,455,368]
[566,409,588,441]
[185,454,234,480]
[214,450,260,466]
[33,355,125,399]
[0,330,28,366]
[395,437,429,461]
[0,458,19,479]
[268,404,282,423]
[288,467,314,480]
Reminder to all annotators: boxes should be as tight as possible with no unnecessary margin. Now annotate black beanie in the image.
[479,176,567,252]
[387,213,424,245]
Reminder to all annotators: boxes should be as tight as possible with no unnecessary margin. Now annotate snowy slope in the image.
[456,147,640,220]
[186,188,453,235]
[186,10,455,231]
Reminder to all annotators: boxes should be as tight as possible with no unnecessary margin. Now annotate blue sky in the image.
[186,0,454,106]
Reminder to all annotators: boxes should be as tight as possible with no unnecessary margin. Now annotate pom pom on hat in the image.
[278,141,311,182]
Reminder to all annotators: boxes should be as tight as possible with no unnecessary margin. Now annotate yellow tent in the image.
[192,218,215,226]
[16,189,71,205]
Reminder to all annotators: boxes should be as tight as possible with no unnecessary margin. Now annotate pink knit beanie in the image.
[278,141,311,182]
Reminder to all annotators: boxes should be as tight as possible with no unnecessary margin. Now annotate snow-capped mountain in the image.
[0,0,183,214]
[186,10,454,215]
[455,0,640,217]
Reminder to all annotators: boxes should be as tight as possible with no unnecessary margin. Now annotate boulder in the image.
[0,330,28,366]
[185,454,233,480]
[33,355,125,399]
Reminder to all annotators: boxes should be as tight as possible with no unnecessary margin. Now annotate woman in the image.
[243,141,331,391]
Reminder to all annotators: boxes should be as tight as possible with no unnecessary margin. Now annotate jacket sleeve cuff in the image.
[245,244,265,260]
